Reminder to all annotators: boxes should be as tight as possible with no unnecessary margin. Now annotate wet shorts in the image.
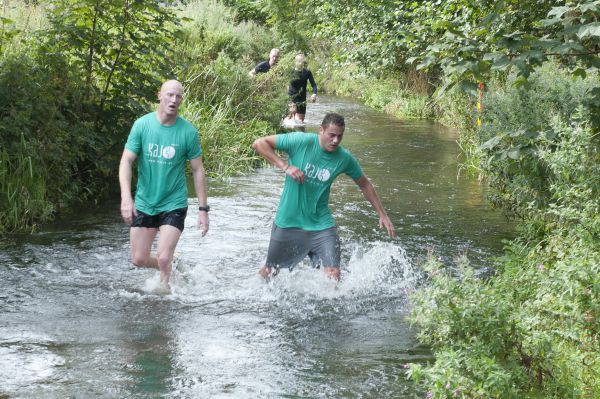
[130,207,188,232]
[265,224,340,270]
[292,100,307,114]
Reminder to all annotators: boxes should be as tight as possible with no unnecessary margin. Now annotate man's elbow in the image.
[252,138,262,151]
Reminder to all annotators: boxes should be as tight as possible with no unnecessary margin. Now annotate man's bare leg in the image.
[130,227,159,269]
[323,266,340,282]
[156,225,182,286]
[258,266,279,279]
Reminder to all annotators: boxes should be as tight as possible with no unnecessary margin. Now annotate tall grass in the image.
[175,0,290,178]
[0,137,54,234]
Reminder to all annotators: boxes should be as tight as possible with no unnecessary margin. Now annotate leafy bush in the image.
[475,63,597,219]
[408,114,600,398]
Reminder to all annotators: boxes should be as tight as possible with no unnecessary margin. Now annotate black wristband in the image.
[198,205,210,212]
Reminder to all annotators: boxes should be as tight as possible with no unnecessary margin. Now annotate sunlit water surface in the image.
[0,96,512,398]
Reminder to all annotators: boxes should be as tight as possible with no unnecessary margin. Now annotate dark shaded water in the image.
[0,96,512,398]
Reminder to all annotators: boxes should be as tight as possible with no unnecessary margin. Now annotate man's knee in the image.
[156,251,172,268]
[131,253,149,268]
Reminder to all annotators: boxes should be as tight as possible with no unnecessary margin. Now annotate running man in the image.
[288,53,317,122]
[249,48,280,77]
[119,79,209,290]
[252,112,396,281]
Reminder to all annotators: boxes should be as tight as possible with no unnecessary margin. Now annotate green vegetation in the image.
[278,1,600,397]
[0,0,286,234]
[2,0,599,395]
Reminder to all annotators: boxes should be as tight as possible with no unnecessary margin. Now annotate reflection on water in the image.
[0,96,512,398]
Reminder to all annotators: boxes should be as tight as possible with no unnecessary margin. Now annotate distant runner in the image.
[119,79,209,291]
[288,53,317,122]
[252,112,396,281]
[249,48,280,77]
[282,102,304,129]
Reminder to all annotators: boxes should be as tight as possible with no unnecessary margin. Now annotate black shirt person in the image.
[249,48,280,77]
[288,53,317,122]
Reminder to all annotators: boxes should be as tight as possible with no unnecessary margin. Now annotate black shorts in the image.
[291,98,307,114]
[130,207,188,232]
[265,224,340,270]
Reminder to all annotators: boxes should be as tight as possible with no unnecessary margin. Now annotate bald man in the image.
[119,80,209,291]
[249,48,280,77]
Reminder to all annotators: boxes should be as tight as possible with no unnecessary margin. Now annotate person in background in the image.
[288,53,317,123]
[119,79,210,292]
[249,48,280,77]
[252,112,396,282]
[282,101,303,128]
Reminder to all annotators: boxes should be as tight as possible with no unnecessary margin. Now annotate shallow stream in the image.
[0,96,513,398]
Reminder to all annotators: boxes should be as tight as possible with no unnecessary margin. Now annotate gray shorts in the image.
[265,224,341,270]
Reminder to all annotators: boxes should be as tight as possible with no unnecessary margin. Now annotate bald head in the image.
[160,79,183,95]
[157,79,184,124]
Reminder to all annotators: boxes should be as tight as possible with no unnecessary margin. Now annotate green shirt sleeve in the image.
[275,132,304,154]
[345,150,363,181]
[125,119,143,154]
[187,128,202,160]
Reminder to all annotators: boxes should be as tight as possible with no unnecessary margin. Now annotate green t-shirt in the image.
[125,112,202,215]
[275,132,363,230]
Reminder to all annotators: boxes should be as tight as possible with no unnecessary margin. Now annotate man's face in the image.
[319,124,344,152]
[295,54,305,69]
[158,81,184,117]
[269,51,279,65]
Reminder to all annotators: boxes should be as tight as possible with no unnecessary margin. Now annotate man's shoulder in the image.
[338,145,357,160]
[255,60,270,71]
[137,111,156,122]
[277,132,315,149]
[175,116,198,135]
[288,132,318,143]
[131,112,156,130]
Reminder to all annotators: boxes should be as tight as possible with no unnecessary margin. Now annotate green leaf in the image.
[479,134,506,151]
[491,55,511,71]
[572,68,587,79]
[459,80,479,97]
[547,6,571,19]
[576,22,600,39]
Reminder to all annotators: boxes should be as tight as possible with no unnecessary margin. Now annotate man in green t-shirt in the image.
[252,112,396,281]
[119,80,210,291]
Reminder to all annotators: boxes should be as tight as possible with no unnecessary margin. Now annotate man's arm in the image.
[308,71,318,102]
[119,149,138,225]
[252,135,305,183]
[354,175,396,238]
[190,156,209,236]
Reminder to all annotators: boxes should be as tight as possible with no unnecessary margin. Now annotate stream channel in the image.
[0,95,514,398]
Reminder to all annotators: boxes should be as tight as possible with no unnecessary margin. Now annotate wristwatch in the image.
[198,205,210,212]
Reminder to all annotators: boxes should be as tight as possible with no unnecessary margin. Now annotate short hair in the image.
[321,113,345,129]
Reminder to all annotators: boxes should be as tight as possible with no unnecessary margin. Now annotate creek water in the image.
[0,96,513,398]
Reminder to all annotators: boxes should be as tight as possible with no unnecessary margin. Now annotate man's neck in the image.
[156,110,177,126]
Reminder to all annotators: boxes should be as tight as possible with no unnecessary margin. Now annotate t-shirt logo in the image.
[317,169,330,182]
[305,162,331,183]
[148,143,177,159]
[162,146,176,159]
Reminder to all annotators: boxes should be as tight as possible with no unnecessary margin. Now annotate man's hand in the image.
[198,211,209,236]
[285,165,305,183]
[379,214,396,238]
[310,94,317,103]
[121,198,137,225]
